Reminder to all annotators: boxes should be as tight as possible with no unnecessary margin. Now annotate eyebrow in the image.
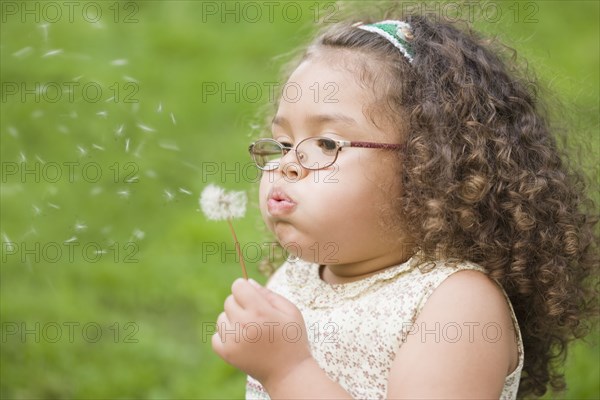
[272,113,359,129]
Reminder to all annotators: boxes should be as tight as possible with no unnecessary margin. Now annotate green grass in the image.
[1,1,598,399]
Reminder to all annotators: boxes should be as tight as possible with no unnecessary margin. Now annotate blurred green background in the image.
[1,1,598,399]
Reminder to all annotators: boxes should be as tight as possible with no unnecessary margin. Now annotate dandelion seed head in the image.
[200,184,247,221]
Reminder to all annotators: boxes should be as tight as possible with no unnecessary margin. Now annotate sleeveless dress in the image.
[246,256,524,399]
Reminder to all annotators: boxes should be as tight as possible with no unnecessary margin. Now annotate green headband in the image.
[357,20,414,63]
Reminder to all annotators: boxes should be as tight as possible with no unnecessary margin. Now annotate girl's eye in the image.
[316,138,338,154]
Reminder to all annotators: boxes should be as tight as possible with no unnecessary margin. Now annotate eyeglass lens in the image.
[252,138,339,170]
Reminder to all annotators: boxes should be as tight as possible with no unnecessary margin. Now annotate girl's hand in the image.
[212,278,312,387]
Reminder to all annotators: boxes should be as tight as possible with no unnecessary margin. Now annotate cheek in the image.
[258,172,272,226]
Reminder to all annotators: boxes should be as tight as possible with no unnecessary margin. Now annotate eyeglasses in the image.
[248,136,403,171]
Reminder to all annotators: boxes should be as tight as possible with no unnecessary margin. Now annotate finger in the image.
[231,278,271,310]
[223,294,244,322]
[262,286,300,316]
[211,332,228,362]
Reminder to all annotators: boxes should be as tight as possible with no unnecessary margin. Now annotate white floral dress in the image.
[246,256,524,399]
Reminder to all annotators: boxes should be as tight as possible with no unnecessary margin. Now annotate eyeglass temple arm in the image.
[348,141,404,150]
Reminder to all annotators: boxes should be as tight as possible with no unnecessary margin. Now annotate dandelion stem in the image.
[226,218,248,280]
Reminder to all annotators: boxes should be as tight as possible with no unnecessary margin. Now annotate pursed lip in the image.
[267,187,296,216]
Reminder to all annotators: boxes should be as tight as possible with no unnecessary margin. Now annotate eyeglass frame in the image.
[248,136,404,171]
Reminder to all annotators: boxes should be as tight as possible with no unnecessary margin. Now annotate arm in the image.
[387,270,518,399]
[212,278,352,399]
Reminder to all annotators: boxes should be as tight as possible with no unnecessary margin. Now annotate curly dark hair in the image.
[269,6,599,400]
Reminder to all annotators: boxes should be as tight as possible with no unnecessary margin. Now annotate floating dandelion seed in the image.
[39,23,49,42]
[136,123,155,133]
[47,202,60,210]
[7,126,19,137]
[90,187,103,196]
[105,96,115,102]
[2,233,16,252]
[115,124,124,136]
[117,189,130,199]
[123,75,139,83]
[92,144,105,151]
[35,154,45,164]
[133,139,145,158]
[23,227,38,238]
[77,145,87,156]
[74,221,87,232]
[42,49,63,58]
[13,46,33,58]
[158,141,180,151]
[132,229,145,240]
[96,111,108,118]
[200,184,248,279]
[170,112,177,125]
[157,102,163,113]
[164,189,174,202]
[111,59,128,66]
[32,204,41,215]
[19,152,27,162]
[178,187,192,195]
[64,236,77,243]
[125,138,130,153]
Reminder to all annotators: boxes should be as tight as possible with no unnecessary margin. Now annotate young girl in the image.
[211,11,598,400]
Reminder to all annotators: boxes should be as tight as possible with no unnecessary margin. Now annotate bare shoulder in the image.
[387,268,518,399]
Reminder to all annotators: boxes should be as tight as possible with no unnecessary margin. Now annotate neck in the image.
[320,245,416,284]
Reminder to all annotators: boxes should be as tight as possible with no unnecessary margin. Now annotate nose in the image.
[278,149,307,182]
